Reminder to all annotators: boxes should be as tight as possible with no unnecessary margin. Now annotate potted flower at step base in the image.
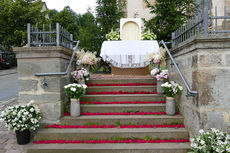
[64,83,87,117]
[71,68,90,84]
[0,101,41,145]
[161,81,183,115]
[150,68,169,94]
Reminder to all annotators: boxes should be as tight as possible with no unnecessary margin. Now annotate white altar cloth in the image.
[100,40,159,68]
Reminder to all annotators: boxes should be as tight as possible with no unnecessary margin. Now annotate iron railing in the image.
[172,0,230,47]
[159,40,198,97]
[27,23,74,50]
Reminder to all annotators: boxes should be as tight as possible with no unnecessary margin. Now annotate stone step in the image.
[80,94,165,102]
[26,143,190,153]
[61,115,184,125]
[34,128,189,141]
[80,104,165,113]
[86,86,156,93]
[87,78,156,84]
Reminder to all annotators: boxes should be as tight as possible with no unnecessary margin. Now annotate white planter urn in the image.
[157,79,164,94]
[166,97,176,115]
[70,99,80,117]
[78,79,85,84]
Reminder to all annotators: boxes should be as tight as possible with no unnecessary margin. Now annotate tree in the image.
[96,0,126,40]
[77,12,102,53]
[50,6,79,40]
[144,0,197,42]
[0,0,48,50]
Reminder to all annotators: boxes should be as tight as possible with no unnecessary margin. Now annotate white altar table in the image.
[100,40,159,68]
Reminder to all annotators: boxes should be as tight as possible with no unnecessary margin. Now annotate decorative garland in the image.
[87,91,157,95]
[45,124,185,129]
[86,83,156,87]
[80,101,166,104]
[33,139,189,144]
[64,112,179,116]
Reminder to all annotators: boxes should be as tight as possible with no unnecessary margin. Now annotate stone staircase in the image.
[26,77,190,153]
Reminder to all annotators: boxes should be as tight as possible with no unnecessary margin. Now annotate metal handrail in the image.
[35,40,80,77]
[159,40,198,97]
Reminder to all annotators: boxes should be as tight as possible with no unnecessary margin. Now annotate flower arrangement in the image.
[142,29,157,40]
[106,29,120,41]
[161,81,183,97]
[76,49,99,68]
[189,128,230,153]
[0,101,41,132]
[150,68,169,81]
[147,47,166,65]
[64,84,87,100]
[71,68,90,82]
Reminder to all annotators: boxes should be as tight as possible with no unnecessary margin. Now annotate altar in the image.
[100,18,159,75]
[101,40,159,75]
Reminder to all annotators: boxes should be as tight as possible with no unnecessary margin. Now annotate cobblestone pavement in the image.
[0,98,24,153]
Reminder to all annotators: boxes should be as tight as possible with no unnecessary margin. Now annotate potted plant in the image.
[150,68,169,94]
[0,101,41,145]
[161,81,183,115]
[141,29,157,40]
[71,68,90,84]
[64,83,87,117]
[106,29,120,41]
[189,128,230,153]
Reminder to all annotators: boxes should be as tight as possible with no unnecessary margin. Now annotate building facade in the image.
[123,0,155,20]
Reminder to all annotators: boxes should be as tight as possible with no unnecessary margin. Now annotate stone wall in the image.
[13,46,74,124]
[168,34,230,136]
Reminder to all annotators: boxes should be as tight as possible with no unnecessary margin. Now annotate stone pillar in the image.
[168,34,230,136]
[13,46,74,123]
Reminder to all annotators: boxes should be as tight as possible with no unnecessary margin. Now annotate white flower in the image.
[30,108,34,112]
[70,87,76,92]
[200,140,205,145]
[199,129,204,134]
[82,84,87,89]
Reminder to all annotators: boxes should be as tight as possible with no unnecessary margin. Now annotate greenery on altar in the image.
[144,0,198,42]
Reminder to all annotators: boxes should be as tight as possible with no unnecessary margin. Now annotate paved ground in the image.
[0,68,23,153]
[0,68,18,102]
[0,98,24,153]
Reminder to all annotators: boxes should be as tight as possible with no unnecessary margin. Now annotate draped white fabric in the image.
[100,40,160,68]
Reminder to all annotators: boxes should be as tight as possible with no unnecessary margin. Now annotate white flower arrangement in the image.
[189,128,230,153]
[142,29,157,40]
[0,101,41,132]
[71,68,90,82]
[64,83,87,100]
[150,68,169,81]
[161,81,183,97]
[106,29,120,41]
[76,49,99,67]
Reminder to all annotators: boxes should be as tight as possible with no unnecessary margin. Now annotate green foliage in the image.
[96,0,126,40]
[144,0,197,42]
[50,6,79,39]
[77,12,102,53]
[106,29,120,41]
[189,128,230,153]
[0,0,48,50]
[142,29,157,40]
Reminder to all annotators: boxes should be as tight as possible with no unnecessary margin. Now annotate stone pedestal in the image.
[13,46,74,123]
[169,34,230,136]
